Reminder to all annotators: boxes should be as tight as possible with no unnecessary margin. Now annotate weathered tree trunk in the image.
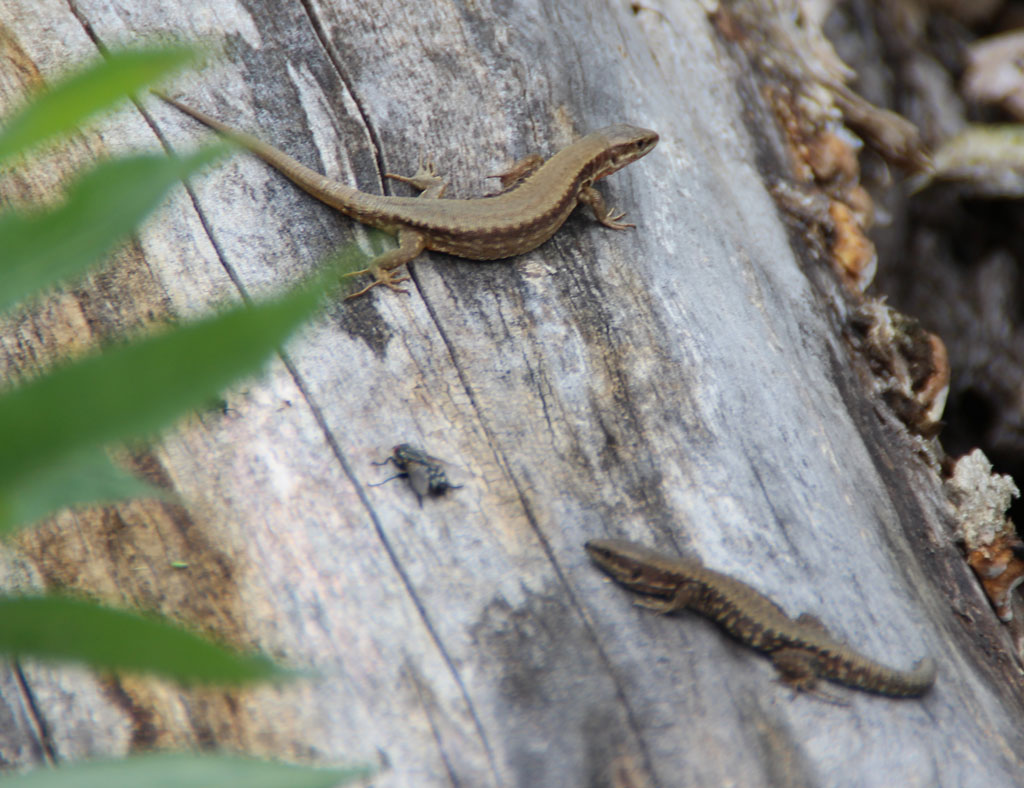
[2,1,1022,786]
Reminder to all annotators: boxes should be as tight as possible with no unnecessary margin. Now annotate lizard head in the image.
[584,538,682,597]
[589,124,659,180]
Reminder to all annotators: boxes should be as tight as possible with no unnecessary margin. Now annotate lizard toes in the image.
[603,209,635,230]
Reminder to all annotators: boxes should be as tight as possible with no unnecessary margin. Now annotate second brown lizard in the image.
[585,539,936,697]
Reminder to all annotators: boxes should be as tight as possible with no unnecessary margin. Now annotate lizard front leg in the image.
[344,228,426,299]
[488,153,544,193]
[578,185,635,230]
[632,583,700,614]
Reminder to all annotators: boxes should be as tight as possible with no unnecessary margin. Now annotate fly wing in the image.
[404,462,432,505]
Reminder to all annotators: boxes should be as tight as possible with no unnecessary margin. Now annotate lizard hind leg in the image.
[771,648,849,706]
[771,648,819,690]
[385,159,447,199]
[343,228,426,299]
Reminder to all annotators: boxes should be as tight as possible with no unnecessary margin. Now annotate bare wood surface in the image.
[1,1,1023,786]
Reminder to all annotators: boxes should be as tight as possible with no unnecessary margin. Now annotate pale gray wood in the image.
[0,665,50,769]
[1,0,1022,786]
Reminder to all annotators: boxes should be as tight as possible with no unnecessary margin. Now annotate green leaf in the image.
[0,146,228,316]
[0,753,371,788]
[321,243,374,299]
[0,281,323,535]
[0,596,289,685]
[0,47,196,164]
[1,447,170,529]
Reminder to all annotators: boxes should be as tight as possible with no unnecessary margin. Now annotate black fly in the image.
[370,444,461,505]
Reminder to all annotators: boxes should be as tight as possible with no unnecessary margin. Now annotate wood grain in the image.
[1,1,1022,786]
